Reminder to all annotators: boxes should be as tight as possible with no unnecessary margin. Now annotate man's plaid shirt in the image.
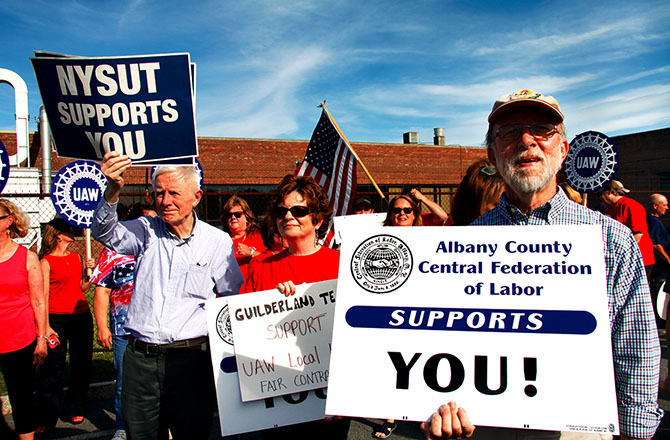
[473,188,663,438]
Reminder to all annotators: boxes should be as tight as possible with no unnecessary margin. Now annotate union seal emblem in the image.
[215,305,234,345]
[350,234,413,294]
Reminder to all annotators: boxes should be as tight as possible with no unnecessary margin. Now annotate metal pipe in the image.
[40,106,51,194]
[0,68,30,167]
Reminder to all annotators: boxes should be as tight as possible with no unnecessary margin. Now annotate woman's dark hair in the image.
[450,158,504,226]
[221,195,259,235]
[271,175,332,239]
[383,195,422,226]
[39,218,80,258]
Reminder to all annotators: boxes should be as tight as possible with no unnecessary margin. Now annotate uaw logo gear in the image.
[351,234,413,294]
[563,131,619,193]
[51,160,107,228]
[216,304,234,345]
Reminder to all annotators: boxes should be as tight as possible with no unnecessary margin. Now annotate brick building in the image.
[0,130,488,223]
[1,126,668,225]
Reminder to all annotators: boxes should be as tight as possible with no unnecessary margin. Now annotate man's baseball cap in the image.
[605,179,630,195]
[354,196,372,209]
[488,89,564,123]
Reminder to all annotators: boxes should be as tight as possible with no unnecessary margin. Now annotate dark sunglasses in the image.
[480,165,498,176]
[223,212,245,220]
[0,215,10,220]
[392,207,413,215]
[272,206,311,218]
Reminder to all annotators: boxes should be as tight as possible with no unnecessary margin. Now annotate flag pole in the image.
[318,102,386,201]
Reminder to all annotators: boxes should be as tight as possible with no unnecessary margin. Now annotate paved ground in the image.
[3,330,670,439]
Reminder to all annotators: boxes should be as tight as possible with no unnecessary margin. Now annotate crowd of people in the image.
[1,89,668,440]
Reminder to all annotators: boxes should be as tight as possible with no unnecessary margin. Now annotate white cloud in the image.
[197,45,331,138]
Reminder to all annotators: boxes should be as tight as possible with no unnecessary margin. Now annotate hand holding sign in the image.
[421,403,475,440]
[100,151,132,203]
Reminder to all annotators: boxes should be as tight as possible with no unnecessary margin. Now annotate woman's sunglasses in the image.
[392,207,413,215]
[223,212,245,220]
[272,206,312,218]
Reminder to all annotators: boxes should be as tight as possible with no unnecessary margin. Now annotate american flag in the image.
[296,108,357,247]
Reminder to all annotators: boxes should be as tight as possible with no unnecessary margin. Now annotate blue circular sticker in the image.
[51,160,107,228]
[563,131,619,193]
[150,158,203,189]
[0,140,10,194]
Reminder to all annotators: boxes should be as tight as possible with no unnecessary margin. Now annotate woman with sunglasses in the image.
[221,195,266,280]
[240,175,347,437]
[36,218,95,433]
[0,199,47,440]
[383,195,423,227]
[241,174,338,295]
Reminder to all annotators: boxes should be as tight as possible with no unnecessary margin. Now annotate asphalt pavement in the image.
[3,330,670,440]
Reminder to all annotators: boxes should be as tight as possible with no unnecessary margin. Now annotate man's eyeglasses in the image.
[0,215,10,220]
[223,212,245,220]
[272,206,312,218]
[392,207,413,215]
[494,123,559,142]
[480,165,498,176]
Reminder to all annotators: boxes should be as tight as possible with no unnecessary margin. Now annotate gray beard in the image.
[497,149,563,194]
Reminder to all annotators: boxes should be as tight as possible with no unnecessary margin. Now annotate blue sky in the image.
[1,0,668,147]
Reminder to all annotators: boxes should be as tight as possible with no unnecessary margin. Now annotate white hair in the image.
[152,166,200,194]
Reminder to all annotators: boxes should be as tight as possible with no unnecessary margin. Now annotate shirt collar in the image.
[498,188,568,224]
[161,212,200,244]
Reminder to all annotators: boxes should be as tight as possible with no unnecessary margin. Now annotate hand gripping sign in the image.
[563,131,619,193]
[31,53,197,164]
[51,160,107,228]
[326,225,619,435]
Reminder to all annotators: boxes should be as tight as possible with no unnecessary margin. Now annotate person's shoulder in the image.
[318,246,341,263]
[471,205,504,225]
[197,219,231,241]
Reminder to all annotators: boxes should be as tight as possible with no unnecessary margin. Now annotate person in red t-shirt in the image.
[221,195,266,280]
[600,180,655,279]
[241,175,347,439]
[36,218,95,433]
[0,199,48,440]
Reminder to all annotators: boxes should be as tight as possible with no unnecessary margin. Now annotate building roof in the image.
[0,131,487,187]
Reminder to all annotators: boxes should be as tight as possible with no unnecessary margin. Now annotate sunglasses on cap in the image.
[223,211,245,220]
[272,206,312,218]
[392,207,413,215]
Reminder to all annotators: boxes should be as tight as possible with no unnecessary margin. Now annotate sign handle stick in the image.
[583,193,588,206]
[85,228,92,276]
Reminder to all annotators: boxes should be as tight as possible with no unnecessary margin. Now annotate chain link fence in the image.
[2,186,454,353]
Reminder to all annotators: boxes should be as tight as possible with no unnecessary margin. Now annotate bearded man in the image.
[421,90,662,440]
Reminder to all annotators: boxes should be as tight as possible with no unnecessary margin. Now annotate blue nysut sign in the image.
[0,140,9,194]
[563,131,619,193]
[31,53,198,164]
[51,160,107,228]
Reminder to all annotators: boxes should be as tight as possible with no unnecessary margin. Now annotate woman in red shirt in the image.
[240,175,346,438]
[36,218,94,432]
[221,195,266,280]
[0,199,47,440]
